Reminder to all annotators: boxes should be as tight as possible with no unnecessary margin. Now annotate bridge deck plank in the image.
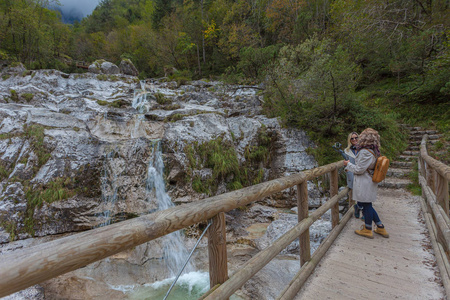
[295,188,445,300]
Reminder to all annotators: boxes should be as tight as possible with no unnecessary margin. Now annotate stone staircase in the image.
[379,126,442,189]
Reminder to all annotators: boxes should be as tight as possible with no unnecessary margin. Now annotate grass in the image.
[22,93,34,102]
[184,128,273,195]
[24,124,51,170]
[21,177,77,237]
[97,99,128,108]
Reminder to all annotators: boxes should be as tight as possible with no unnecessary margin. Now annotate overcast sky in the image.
[58,0,101,18]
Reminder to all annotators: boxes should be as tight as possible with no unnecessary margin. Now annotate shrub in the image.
[22,93,34,102]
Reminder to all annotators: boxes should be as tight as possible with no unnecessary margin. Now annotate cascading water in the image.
[146,141,194,276]
[132,80,150,113]
[96,147,120,227]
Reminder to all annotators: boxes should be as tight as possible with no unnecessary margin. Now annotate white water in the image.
[97,147,120,227]
[146,141,194,276]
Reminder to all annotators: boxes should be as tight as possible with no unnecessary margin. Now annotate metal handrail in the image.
[164,220,213,300]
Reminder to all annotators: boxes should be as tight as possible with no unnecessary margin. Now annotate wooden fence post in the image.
[297,181,310,266]
[208,212,228,289]
[436,174,449,217]
[330,168,339,228]
[419,156,426,200]
[427,164,436,194]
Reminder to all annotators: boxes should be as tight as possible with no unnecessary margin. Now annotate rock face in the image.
[0,65,319,242]
[0,64,322,299]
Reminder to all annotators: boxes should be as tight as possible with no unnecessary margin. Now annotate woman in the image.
[344,132,362,219]
[343,128,389,239]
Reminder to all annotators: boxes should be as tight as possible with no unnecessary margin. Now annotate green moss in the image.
[97,99,128,108]
[164,113,185,122]
[23,124,51,170]
[96,74,119,81]
[0,220,17,241]
[0,165,12,180]
[10,89,18,102]
[23,177,77,236]
[22,93,34,102]
[406,160,421,195]
[155,93,172,105]
[2,74,11,80]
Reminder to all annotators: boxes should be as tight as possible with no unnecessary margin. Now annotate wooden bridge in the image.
[0,131,449,299]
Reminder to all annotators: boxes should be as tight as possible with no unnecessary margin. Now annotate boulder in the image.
[119,59,139,76]
[88,60,120,74]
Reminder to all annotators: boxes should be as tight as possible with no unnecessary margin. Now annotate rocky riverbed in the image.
[0,62,338,299]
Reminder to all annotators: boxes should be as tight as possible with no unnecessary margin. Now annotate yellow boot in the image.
[355,225,374,239]
[374,226,389,238]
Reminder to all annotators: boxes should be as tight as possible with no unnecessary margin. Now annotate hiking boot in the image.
[374,226,389,238]
[353,204,360,219]
[355,225,374,239]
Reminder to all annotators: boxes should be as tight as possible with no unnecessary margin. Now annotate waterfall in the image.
[97,147,120,227]
[146,141,194,276]
[132,80,148,113]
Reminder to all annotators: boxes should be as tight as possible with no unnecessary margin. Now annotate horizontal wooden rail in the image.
[418,134,450,299]
[419,175,450,249]
[420,135,450,182]
[0,162,343,298]
[203,187,349,300]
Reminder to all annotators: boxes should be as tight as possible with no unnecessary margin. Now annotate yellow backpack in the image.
[366,149,390,183]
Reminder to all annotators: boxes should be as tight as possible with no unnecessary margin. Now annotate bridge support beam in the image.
[208,212,228,289]
[297,182,310,266]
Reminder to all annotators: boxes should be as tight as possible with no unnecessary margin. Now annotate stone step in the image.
[398,155,416,161]
[409,140,439,146]
[409,130,438,136]
[391,161,413,168]
[402,150,420,156]
[409,134,442,141]
[387,167,411,178]
[407,145,419,151]
[400,124,422,131]
[378,178,412,189]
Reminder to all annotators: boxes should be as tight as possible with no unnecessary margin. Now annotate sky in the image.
[57,0,101,20]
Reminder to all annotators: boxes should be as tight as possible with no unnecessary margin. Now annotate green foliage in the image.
[155,93,172,105]
[0,220,16,241]
[0,165,12,180]
[10,90,18,102]
[97,74,119,81]
[197,136,240,180]
[407,161,421,196]
[237,45,282,80]
[22,93,34,102]
[23,177,76,236]
[23,124,51,169]
[97,99,128,108]
[164,113,185,122]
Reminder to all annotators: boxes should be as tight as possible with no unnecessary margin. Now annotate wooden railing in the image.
[418,134,450,296]
[0,161,352,299]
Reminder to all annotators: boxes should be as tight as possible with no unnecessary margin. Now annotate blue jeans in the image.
[358,202,382,229]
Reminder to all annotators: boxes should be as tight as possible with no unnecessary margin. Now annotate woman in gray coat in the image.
[344,132,362,218]
[343,128,389,239]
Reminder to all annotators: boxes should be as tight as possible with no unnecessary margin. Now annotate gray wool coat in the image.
[344,148,357,189]
[345,149,378,203]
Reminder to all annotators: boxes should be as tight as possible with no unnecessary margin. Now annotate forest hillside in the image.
[1,0,448,165]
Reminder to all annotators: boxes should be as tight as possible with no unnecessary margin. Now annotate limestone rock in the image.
[89,60,120,74]
[119,59,139,76]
